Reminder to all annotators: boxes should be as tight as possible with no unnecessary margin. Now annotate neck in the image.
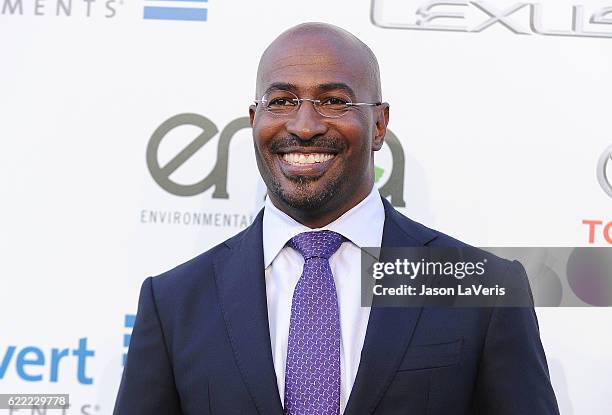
[268,185,373,229]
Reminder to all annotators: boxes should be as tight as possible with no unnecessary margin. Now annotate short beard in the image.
[262,135,347,211]
[267,171,346,212]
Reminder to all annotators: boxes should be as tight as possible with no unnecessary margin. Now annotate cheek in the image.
[338,115,373,156]
[253,120,284,152]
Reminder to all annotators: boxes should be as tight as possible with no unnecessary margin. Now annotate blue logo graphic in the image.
[143,0,208,22]
[0,339,95,384]
[123,314,136,366]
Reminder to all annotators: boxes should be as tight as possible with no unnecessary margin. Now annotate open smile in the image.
[281,152,336,164]
[276,149,339,177]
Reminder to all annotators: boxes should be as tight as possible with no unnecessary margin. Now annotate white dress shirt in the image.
[262,186,385,414]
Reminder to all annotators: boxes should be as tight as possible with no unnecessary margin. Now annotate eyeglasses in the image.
[254,89,382,118]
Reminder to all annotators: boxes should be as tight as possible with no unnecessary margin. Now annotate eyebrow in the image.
[264,82,299,96]
[318,82,356,98]
[263,82,357,98]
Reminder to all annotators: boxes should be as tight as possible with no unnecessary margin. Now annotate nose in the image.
[285,99,328,141]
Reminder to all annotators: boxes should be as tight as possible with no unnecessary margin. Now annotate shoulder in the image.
[149,214,259,297]
[381,197,469,248]
[382,198,520,273]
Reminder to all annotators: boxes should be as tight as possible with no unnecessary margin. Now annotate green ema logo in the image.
[374,166,384,183]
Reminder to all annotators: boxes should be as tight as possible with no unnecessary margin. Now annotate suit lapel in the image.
[213,210,284,415]
[213,199,438,415]
[343,198,437,415]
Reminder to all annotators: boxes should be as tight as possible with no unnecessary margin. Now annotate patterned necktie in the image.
[284,230,344,415]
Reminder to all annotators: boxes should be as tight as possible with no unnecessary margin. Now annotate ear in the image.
[372,103,389,151]
[249,104,257,128]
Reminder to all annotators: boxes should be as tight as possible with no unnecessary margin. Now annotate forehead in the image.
[257,35,374,98]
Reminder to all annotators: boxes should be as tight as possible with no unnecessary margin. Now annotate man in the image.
[114,23,559,414]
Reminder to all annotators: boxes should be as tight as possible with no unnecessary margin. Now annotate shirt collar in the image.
[262,186,385,268]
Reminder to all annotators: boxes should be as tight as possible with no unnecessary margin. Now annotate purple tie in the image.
[284,230,344,415]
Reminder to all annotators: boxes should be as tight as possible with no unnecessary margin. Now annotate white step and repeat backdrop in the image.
[1,0,612,413]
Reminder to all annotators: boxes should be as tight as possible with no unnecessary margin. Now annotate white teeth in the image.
[282,153,335,164]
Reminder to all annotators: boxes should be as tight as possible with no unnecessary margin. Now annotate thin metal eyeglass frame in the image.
[253,90,382,118]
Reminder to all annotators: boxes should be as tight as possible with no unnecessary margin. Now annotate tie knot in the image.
[289,230,344,260]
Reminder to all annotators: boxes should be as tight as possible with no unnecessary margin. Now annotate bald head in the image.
[249,23,390,227]
[255,22,382,101]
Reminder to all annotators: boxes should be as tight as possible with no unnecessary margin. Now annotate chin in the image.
[273,177,342,212]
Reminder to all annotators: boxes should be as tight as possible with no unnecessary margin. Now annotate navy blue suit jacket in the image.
[114,198,559,414]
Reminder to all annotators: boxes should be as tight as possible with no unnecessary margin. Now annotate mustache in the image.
[270,136,346,153]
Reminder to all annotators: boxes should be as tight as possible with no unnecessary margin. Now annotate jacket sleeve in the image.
[472,260,560,414]
[113,277,182,415]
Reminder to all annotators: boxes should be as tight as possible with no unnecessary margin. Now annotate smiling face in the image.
[250,24,389,227]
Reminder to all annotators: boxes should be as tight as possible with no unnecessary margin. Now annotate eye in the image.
[320,96,349,107]
[268,98,297,107]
